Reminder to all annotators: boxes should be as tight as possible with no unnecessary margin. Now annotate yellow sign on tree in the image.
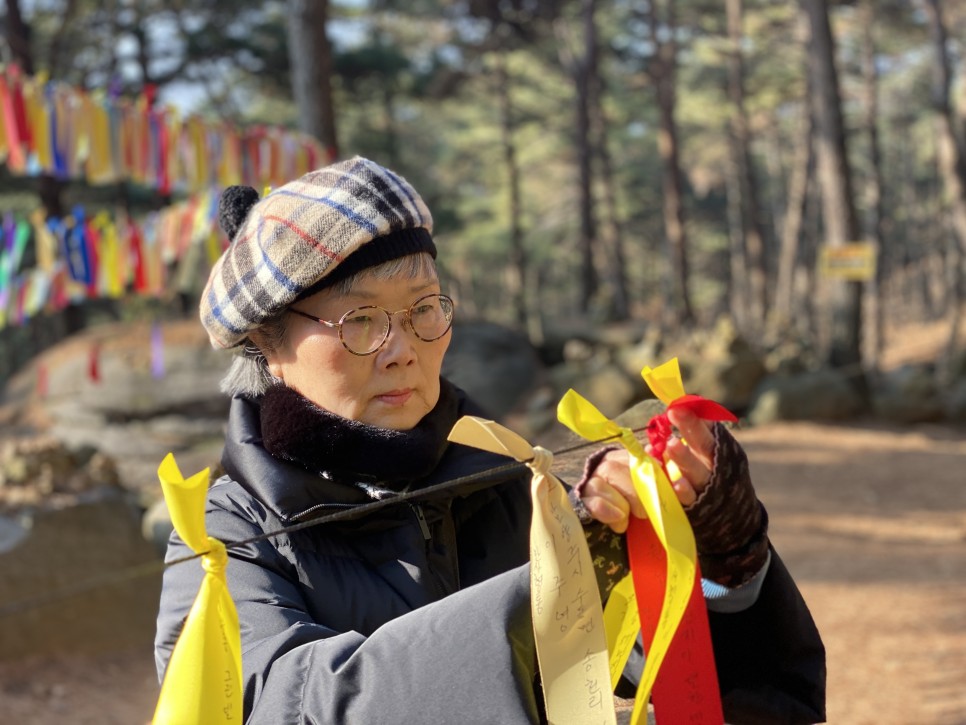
[819,242,877,281]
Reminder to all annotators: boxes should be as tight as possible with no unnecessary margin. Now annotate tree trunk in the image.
[574,0,599,314]
[46,0,80,80]
[860,0,886,374]
[495,49,528,329]
[792,167,822,340]
[590,65,630,320]
[725,139,747,331]
[5,0,34,74]
[924,0,966,376]
[774,98,813,329]
[382,85,399,169]
[648,0,694,326]
[726,0,767,334]
[924,0,966,254]
[802,0,863,370]
[287,0,339,158]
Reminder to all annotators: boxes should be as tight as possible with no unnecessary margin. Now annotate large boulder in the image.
[37,324,230,499]
[569,362,640,420]
[442,320,544,420]
[615,327,666,381]
[748,368,865,424]
[0,435,158,661]
[871,363,945,424]
[686,317,767,414]
[945,378,966,422]
[0,491,162,660]
[0,436,120,513]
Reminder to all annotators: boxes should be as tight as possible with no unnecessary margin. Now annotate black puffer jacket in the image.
[155,382,825,724]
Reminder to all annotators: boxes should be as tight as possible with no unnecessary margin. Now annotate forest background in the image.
[2,0,966,381]
[2,2,966,725]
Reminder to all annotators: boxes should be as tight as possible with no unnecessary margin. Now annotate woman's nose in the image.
[379,312,418,363]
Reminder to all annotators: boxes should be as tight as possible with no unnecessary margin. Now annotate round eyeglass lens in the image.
[340,308,391,354]
[409,294,454,341]
[337,294,455,354]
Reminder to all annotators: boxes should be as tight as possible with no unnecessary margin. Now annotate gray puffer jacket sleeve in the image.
[155,488,539,725]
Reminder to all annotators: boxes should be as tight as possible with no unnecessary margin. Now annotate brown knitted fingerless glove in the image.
[570,424,770,591]
[685,423,769,587]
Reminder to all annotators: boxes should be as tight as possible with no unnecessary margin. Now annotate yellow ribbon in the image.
[557,381,697,724]
[640,358,686,405]
[448,417,616,725]
[152,453,243,725]
[601,573,640,687]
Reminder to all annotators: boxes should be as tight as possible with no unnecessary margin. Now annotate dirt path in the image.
[0,418,963,724]
[736,421,966,725]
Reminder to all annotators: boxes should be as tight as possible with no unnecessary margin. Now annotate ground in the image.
[1,321,965,724]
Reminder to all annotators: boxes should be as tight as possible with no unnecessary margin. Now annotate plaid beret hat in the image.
[200,156,436,349]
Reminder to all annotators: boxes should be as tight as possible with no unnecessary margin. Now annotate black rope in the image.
[170,426,643,565]
[0,425,647,618]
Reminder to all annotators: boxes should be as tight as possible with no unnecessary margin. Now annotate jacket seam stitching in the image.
[298,636,314,719]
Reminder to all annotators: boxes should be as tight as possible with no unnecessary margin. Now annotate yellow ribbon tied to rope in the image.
[557,370,697,725]
[448,417,616,725]
[152,453,243,725]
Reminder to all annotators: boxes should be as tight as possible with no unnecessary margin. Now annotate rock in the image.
[947,348,966,381]
[871,364,945,424]
[442,320,544,420]
[749,368,865,424]
[563,338,596,363]
[686,317,767,414]
[944,378,966,422]
[615,398,668,430]
[615,327,665,381]
[764,334,819,377]
[0,490,162,660]
[0,436,121,513]
[0,514,28,554]
[567,362,640,420]
[142,497,173,558]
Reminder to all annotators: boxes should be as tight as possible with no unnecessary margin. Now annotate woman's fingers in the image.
[666,407,715,465]
[580,449,646,532]
[660,407,717,499]
[580,495,630,534]
[581,411,719,530]
[671,477,698,506]
[666,437,711,493]
[594,452,647,520]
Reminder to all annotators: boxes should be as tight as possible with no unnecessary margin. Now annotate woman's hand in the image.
[660,406,716,507]
[579,407,717,533]
[578,448,643,534]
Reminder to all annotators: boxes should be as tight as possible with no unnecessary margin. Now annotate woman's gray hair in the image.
[219,252,440,397]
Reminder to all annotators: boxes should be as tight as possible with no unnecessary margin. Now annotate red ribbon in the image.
[0,73,26,170]
[628,520,724,724]
[632,395,736,723]
[88,343,101,383]
[646,395,737,478]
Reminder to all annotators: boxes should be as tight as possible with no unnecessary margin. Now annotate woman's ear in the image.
[248,332,285,381]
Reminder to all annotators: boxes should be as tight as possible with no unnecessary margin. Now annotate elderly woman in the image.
[155,157,825,724]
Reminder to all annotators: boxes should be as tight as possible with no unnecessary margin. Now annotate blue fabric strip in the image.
[703,550,772,614]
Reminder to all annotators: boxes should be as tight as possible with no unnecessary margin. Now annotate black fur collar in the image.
[259,379,460,488]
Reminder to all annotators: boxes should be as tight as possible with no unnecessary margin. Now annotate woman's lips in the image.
[376,389,413,406]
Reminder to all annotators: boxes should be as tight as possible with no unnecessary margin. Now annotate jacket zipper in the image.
[286,501,356,524]
[410,504,432,545]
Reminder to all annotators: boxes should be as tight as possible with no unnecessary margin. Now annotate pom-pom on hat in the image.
[200,156,436,349]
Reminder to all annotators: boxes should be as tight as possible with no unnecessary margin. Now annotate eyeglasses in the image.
[289,293,455,356]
